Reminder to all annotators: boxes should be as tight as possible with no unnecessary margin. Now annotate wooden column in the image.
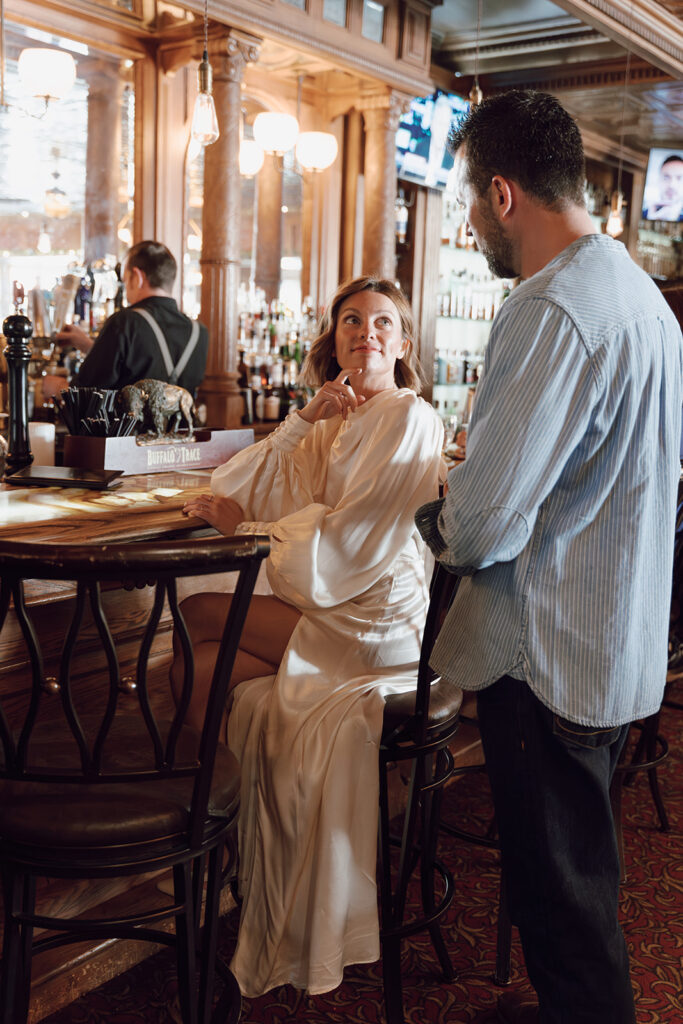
[199,29,260,429]
[84,63,124,264]
[340,109,363,283]
[359,90,411,279]
[255,154,283,304]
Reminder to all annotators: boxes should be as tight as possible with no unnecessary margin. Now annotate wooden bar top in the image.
[0,469,217,544]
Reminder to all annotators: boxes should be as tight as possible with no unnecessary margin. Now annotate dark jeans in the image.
[477,676,635,1024]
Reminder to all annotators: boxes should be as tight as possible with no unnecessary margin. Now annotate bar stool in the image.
[439,694,512,987]
[378,563,463,1024]
[0,534,268,1024]
[610,708,670,881]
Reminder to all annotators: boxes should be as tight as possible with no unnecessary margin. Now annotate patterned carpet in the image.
[43,679,683,1024]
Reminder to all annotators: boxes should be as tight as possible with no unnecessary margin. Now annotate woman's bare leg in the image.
[171,592,301,733]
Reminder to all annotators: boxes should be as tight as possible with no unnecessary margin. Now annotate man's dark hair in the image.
[126,241,177,292]
[448,90,586,208]
[661,154,683,169]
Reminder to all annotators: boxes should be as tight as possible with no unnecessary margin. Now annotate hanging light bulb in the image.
[605,191,625,237]
[608,12,633,242]
[469,0,483,107]
[190,0,219,146]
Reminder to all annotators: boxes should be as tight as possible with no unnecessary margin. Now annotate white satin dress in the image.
[210,388,444,998]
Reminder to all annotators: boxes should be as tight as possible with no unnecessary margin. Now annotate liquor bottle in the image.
[263,385,280,421]
[237,349,249,388]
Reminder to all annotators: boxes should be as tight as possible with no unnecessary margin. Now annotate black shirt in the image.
[76,296,209,394]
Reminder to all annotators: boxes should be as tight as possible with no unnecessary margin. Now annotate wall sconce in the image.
[190,0,219,147]
[18,47,76,111]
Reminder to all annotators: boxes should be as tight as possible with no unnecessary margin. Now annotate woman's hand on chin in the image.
[298,368,366,424]
[182,494,244,535]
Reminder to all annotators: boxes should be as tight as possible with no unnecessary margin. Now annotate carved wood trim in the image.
[555,0,683,77]
[201,0,437,95]
[469,55,674,94]
[359,88,414,131]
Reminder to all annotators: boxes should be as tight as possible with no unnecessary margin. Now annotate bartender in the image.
[56,240,208,394]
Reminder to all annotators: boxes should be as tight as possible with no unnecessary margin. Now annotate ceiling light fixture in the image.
[253,111,299,157]
[295,131,338,173]
[44,170,70,218]
[239,137,265,177]
[250,75,338,174]
[18,47,76,112]
[190,0,219,147]
[469,0,483,106]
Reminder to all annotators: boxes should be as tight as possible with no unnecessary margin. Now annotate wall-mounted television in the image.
[641,148,683,223]
[395,91,470,192]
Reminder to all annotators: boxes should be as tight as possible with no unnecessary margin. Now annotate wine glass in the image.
[443,412,459,449]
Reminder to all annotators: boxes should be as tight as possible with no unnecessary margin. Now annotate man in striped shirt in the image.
[417,91,682,1024]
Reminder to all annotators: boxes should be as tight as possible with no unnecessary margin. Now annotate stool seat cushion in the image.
[382,678,463,740]
[0,718,240,852]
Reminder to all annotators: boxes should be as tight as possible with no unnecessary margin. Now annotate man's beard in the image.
[477,203,518,279]
[481,240,517,280]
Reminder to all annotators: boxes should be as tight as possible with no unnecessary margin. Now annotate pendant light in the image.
[250,75,338,173]
[190,0,219,147]
[253,111,299,157]
[18,47,76,112]
[469,0,483,106]
[605,18,632,240]
[44,171,70,218]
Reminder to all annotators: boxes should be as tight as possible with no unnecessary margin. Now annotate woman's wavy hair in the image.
[299,276,425,393]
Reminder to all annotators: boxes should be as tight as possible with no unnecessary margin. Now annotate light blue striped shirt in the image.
[423,234,683,726]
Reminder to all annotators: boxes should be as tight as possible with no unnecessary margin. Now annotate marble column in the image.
[359,90,412,279]
[255,153,283,304]
[199,29,260,429]
[84,63,124,264]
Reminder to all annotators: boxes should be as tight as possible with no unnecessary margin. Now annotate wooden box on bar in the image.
[63,429,255,476]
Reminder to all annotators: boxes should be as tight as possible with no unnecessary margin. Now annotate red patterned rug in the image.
[43,680,683,1024]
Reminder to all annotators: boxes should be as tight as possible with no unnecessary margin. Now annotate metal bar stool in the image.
[378,563,463,1024]
[0,534,268,1024]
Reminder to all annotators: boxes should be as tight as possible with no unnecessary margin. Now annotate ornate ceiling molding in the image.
[553,0,683,77]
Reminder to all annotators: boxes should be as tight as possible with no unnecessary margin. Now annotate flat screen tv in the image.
[641,147,683,223]
[396,91,470,192]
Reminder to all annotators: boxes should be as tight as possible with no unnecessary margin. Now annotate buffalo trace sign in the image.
[63,429,255,476]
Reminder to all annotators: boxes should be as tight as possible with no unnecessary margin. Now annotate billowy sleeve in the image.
[265,394,443,610]
[211,412,322,529]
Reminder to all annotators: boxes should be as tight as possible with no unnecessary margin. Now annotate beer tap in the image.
[2,313,34,474]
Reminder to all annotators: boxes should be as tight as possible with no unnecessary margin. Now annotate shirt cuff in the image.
[235,521,274,537]
[415,498,447,557]
[269,410,315,451]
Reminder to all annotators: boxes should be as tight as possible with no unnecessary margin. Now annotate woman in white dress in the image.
[178,277,444,998]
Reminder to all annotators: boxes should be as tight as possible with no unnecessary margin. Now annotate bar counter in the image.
[0,467,216,544]
[0,468,231,1022]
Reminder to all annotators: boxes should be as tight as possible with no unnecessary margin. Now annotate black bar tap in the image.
[3,314,34,475]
